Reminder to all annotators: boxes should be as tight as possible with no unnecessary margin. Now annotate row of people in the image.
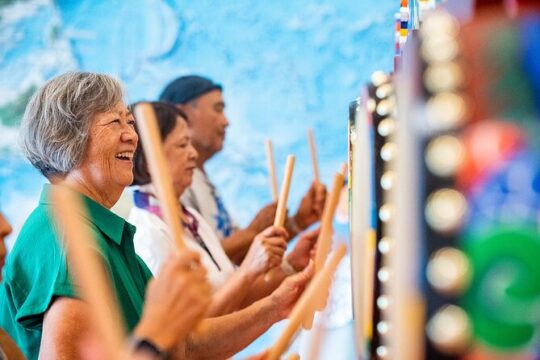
[0,71,326,359]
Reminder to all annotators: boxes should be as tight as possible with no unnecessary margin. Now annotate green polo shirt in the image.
[0,184,153,360]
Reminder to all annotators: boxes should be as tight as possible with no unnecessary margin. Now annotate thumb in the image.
[294,259,314,285]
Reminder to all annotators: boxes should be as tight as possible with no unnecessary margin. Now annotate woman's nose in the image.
[122,125,138,144]
[190,145,198,160]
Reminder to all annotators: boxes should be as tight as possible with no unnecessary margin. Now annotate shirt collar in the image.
[40,184,130,246]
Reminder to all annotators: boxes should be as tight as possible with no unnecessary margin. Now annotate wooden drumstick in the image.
[265,155,295,282]
[305,313,325,360]
[265,139,279,202]
[51,187,126,359]
[134,103,186,250]
[286,353,301,360]
[266,244,348,360]
[307,129,320,183]
[134,103,208,333]
[314,172,345,273]
[274,155,295,228]
[302,171,345,329]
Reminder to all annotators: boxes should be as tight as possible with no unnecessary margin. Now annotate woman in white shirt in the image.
[129,102,317,316]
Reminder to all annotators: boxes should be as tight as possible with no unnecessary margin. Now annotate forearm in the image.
[241,268,287,306]
[182,298,282,360]
[221,228,256,264]
[206,271,252,316]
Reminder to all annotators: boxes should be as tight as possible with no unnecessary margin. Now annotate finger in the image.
[265,235,288,247]
[262,226,288,238]
[304,227,321,240]
[314,185,327,207]
[310,180,318,193]
[267,246,286,259]
[264,243,287,257]
[268,257,282,269]
[298,260,315,281]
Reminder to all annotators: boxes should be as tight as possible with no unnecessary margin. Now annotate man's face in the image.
[184,90,229,157]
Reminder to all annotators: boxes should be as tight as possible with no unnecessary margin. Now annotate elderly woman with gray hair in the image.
[0,72,211,360]
[0,72,314,360]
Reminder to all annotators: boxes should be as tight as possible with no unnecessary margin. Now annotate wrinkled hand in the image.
[248,203,278,234]
[292,181,326,230]
[270,261,315,319]
[287,227,320,272]
[135,250,211,351]
[240,226,288,280]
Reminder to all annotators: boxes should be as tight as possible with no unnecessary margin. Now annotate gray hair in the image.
[20,72,124,178]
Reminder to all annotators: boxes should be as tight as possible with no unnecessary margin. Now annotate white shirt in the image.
[181,168,238,240]
[128,189,235,292]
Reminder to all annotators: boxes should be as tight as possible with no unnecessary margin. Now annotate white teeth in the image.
[116,152,133,160]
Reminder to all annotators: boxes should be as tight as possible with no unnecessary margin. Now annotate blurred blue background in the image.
[0,0,395,357]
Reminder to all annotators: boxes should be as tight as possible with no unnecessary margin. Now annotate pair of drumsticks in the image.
[52,104,346,359]
[263,130,347,359]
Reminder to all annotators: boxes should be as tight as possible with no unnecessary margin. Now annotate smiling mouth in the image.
[115,152,134,161]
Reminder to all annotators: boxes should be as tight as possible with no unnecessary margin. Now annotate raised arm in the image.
[174,263,314,360]
[207,226,287,316]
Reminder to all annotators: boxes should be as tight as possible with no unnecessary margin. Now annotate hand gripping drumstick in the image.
[302,171,345,329]
[307,129,320,183]
[265,139,279,202]
[51,187,126,359]
[266,244,348,360]
[264,155,295,282]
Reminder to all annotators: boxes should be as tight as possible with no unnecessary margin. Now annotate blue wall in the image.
[0,0,395,235]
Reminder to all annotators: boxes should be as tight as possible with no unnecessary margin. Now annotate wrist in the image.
[129,335,170,360]
[133,319,176,353]
[286,216,303,237]
[281,256,298,275]
[236,265,257,284]
[264,294,288,322]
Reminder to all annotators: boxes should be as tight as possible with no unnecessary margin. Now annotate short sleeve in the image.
[9,224,78,329]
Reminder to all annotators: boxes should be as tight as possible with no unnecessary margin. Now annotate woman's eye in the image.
[110,119,121,124]
[128,119,136,126]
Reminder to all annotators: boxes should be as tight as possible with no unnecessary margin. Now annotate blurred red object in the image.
[457,120,526,191]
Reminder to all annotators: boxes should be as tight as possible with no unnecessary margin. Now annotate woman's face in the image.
[0,212,13,279]
[163,117,198,197]
[78,102,138,194]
